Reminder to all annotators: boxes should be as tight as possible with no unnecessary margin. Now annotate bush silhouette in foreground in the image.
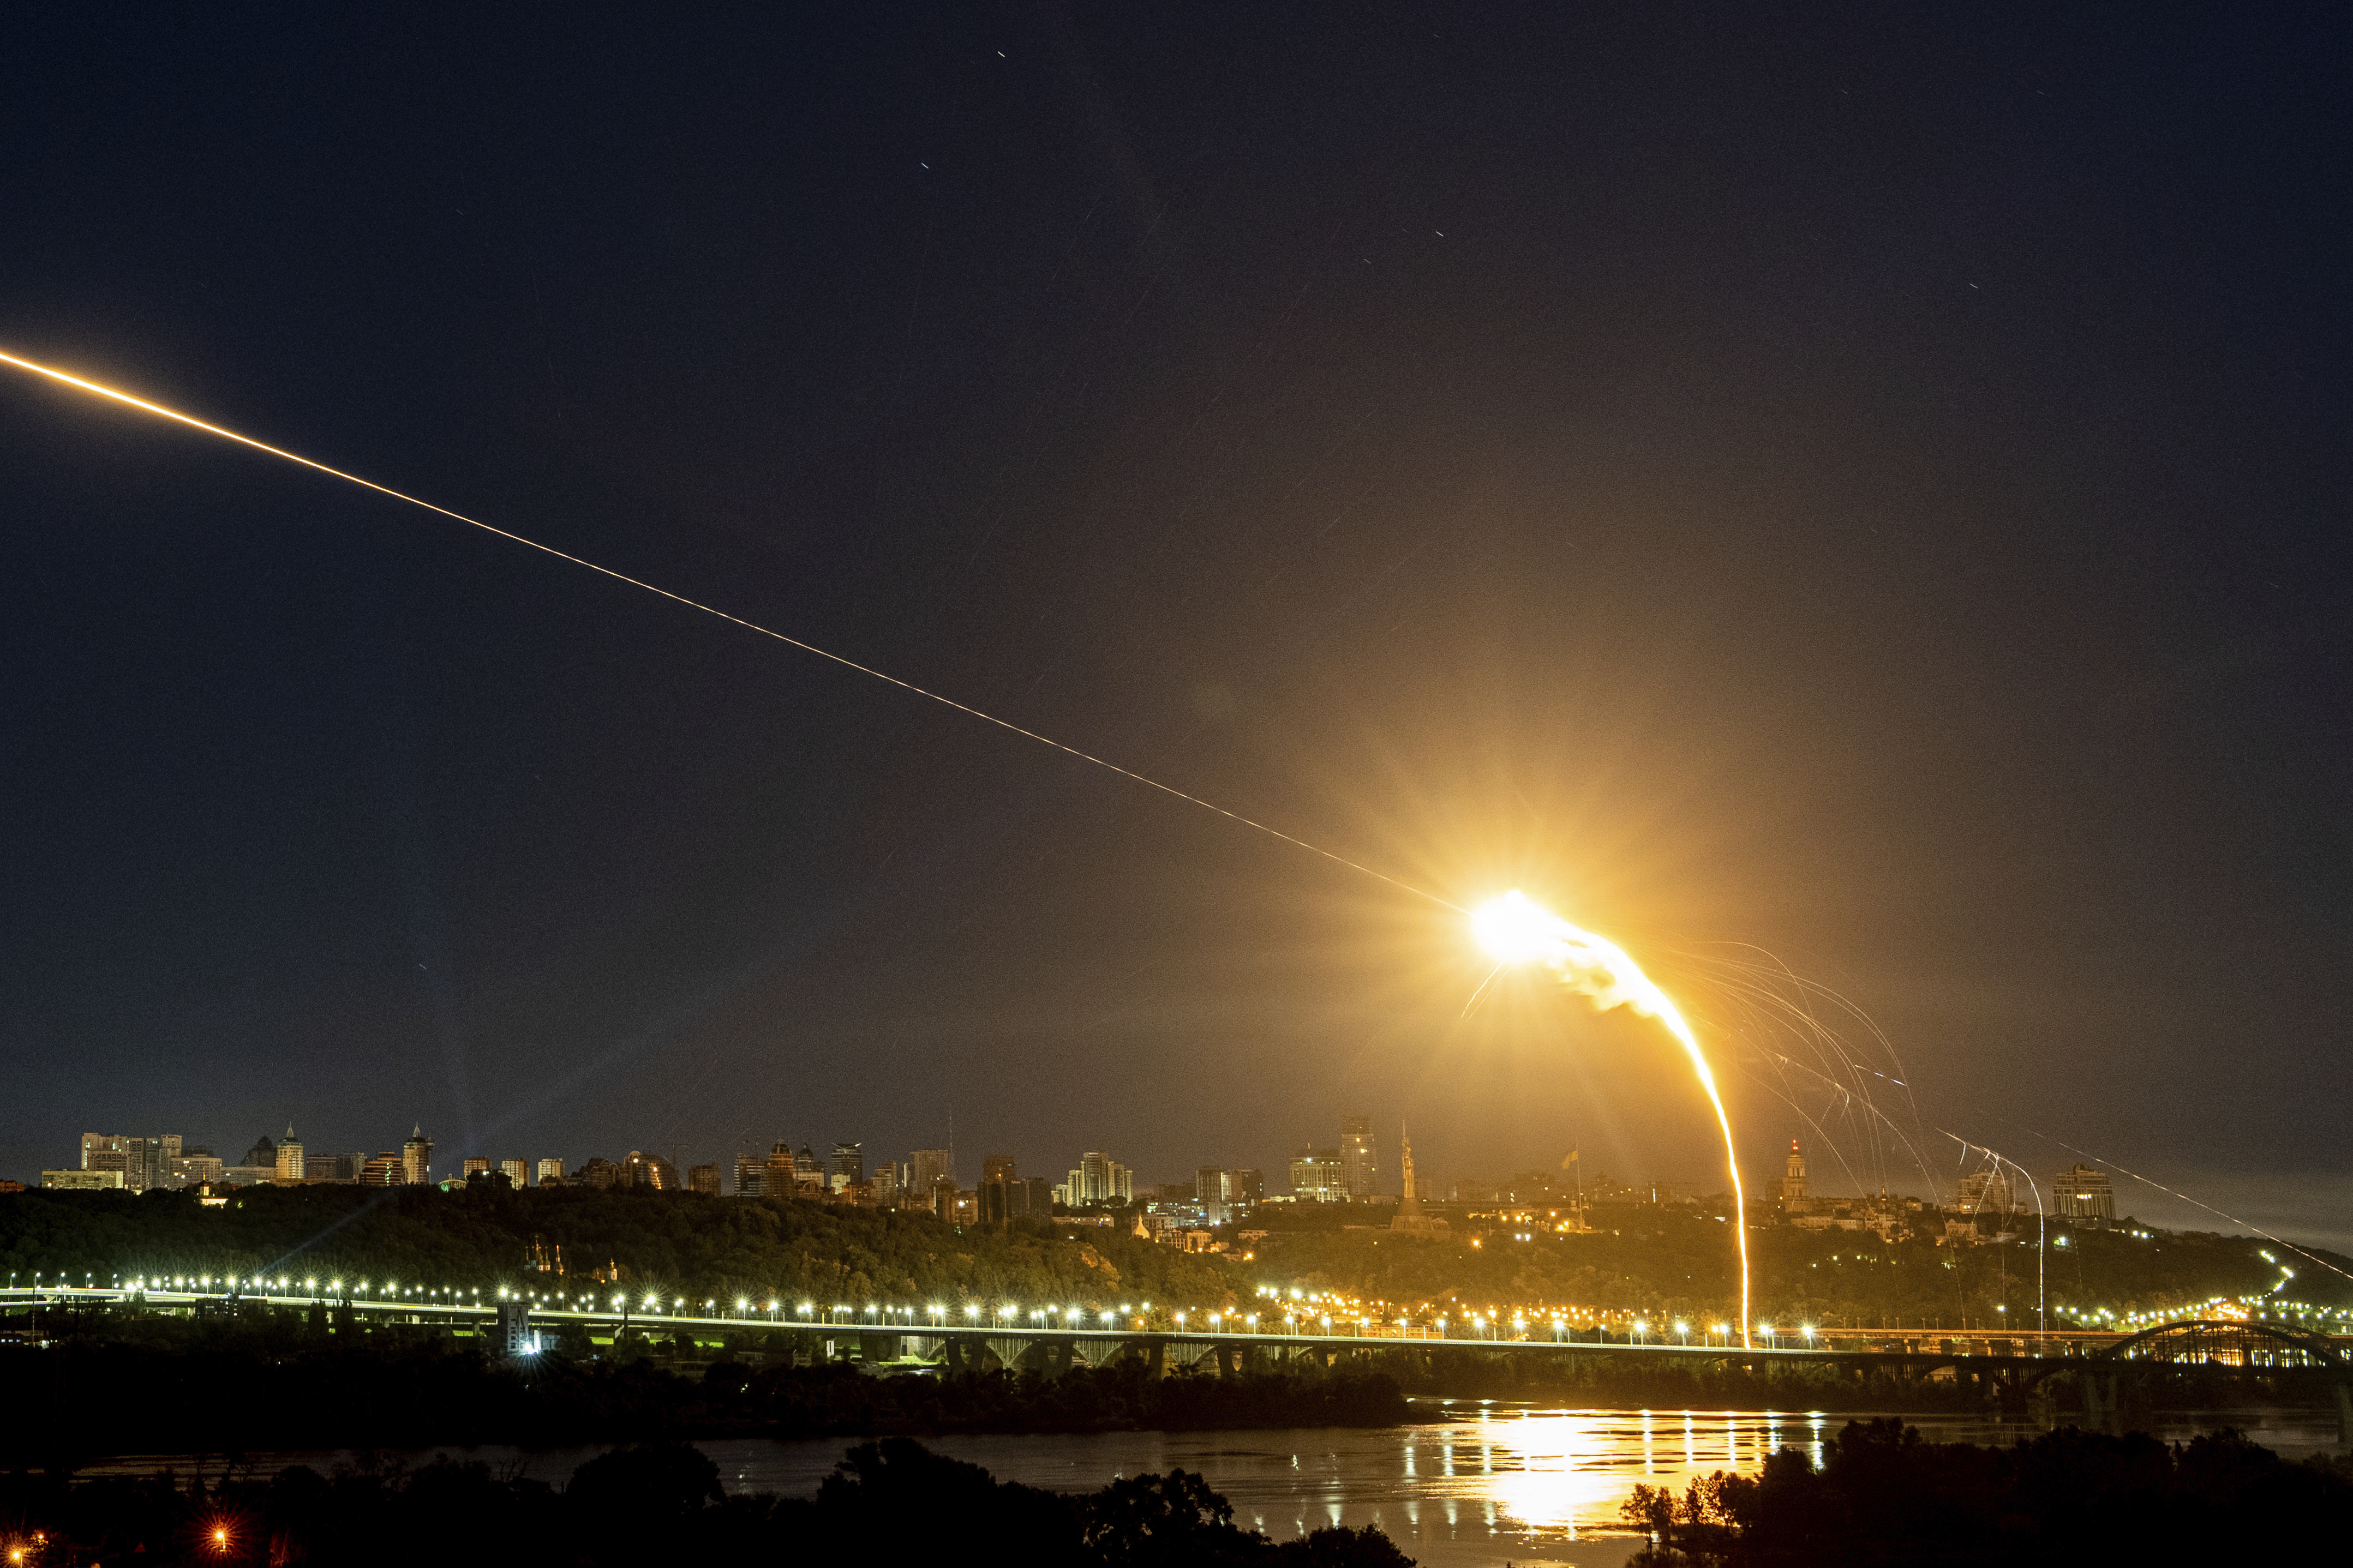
[1624,1416,2353,1565]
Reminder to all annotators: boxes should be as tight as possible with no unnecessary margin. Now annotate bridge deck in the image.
[14,1287,2330,1370]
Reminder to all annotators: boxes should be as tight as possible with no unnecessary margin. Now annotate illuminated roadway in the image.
[1,1285,2255,1371]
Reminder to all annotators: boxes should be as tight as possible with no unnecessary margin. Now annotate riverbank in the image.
[0,1329,1409,1467]
[0,1436,1417,1567]
[12,1313,2349,1471]
[32,1409,2353,1568]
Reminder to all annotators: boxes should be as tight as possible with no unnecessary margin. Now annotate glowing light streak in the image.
[0,346,1454,914]
[1474,891,1752,1348]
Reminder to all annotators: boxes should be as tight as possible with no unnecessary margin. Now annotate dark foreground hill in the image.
[0,1438,1418,1567]
[1625,1416,2353,1566]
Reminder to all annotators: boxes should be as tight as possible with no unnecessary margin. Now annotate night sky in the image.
[3,6,2346,1240]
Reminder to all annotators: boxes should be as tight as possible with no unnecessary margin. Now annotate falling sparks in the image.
[1474,891,1753,1349]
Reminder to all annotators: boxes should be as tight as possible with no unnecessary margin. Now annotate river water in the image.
[82,1401,2344,1568]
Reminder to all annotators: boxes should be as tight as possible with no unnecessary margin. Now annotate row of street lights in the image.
[13,1276,1829,1348]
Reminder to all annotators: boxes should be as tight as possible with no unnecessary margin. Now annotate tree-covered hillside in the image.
[0,1186,1243,1311]
[1247,1206,2352,1329]
[9,1188,2345,1334]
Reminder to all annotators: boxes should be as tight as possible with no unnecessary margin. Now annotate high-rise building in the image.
[620,1150,678,1189]
[979,1174,1053,1222]
[402,1126,433,1186]
[275,1126,306,1183]
[1064,1151,1131,1206]
[982,1155,1017,1186]
[1230,1168,1265,1202]
[305,1156,344,1183]
[1289,1148,1345,1201]
[172,1153,225,1187]
[574,1156,619,1188]
[871,1161,902,1206]
[2053,1164,2115,1226]
[735,1152,767,1197]
[1780,1139,1811,1214]
[911,1148,955,1194]
[687,1163,720,1195]
[360,1152,402,1185]
[831,1142,864,1185]
[1955,1170,2015,1217]
[81,1135,135,1191]
[81,1132,177,1193]
[500,1159,529,1189]
[1340,1116,1378,1199]
[765,1142,795,1199]
[243,1133,279,1169]
[794,1145,826,1197]
[536,1157,565,1186]
[1195,1167,1229,1204]
[463,1157,492,1180]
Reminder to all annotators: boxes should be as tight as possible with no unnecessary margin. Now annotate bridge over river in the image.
[8,1284,2349,1438]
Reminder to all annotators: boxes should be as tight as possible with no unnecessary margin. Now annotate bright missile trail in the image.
[1474,890,1753,1348]
[0,346,1453,914]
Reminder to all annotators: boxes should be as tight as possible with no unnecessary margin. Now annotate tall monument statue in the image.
[1388,1125,1450,1236]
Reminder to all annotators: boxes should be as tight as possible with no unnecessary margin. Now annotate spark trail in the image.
[1474,891,1753,1348]
[1993,1120,2353,1287]
[0,346,1453,914]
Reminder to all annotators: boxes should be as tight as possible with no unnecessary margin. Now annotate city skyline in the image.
[36,1115,2135,1242]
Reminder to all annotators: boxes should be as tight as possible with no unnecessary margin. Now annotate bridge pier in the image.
[2084,1373,2118,1434]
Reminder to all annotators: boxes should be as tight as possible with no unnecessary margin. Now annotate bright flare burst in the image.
[1474,891,1752,1349]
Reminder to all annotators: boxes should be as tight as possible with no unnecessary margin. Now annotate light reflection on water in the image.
[83,1402,2347,1568]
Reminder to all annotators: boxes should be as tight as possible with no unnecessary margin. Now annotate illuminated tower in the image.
[1780,1139,1809,1214]
[402,1125,433,1186]
[275,1125,306,1184]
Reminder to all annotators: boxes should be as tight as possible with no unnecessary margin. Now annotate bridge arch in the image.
[2093,1319,2346,1369]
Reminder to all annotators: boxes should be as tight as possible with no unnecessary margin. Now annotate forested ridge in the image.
[0,1186,1239,1309]
[1254,1207,2353,1327]
[7,1188,2346,1330]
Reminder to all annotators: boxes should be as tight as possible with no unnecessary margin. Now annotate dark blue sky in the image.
[2,4,2346,1239]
